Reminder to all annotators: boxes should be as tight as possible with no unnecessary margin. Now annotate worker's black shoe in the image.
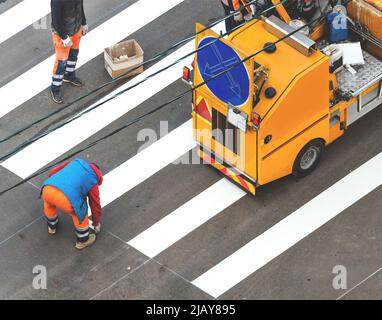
[50,89,64,104]
[63,75,83,87]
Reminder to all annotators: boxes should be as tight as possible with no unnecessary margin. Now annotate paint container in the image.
[326,11,348,43]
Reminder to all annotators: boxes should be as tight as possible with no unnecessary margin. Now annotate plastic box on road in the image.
[104,39,144,79]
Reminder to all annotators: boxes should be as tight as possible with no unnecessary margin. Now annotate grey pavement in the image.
[0,0,380,299]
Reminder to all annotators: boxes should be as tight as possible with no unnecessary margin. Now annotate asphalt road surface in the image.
[0,0,381,300]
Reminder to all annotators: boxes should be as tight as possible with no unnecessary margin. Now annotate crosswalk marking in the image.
[128,178,246,258]
[1,1,380,300]
[2,21,226,179]
[0,0,184,119]
[192,152,382,298]
[88,120,194,229]
[0,0,50,45]
[1,42,194,178]
[100,120,195,207]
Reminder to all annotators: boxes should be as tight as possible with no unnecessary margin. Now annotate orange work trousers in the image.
[42,185,90,242]
[51,28,82,92]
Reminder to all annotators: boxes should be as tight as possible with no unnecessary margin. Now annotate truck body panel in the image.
[191,2,382,195]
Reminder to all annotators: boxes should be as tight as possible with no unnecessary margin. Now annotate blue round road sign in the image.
[197,36,250,107]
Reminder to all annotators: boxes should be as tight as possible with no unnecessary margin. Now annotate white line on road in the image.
[2,21,226,179]
[0,0,184,119]
[0,0,50,45]
[100,120,195,207]
[336,266,382,300]
[128,178,246,258]
[1,42,194,178]
[87,120,194,229]
[192,152,382,298]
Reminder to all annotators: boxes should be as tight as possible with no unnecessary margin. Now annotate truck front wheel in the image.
[292,139,324,178]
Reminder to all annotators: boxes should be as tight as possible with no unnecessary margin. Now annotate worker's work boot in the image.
[50,89,64,104]
[63,75,83,87]
[48,226,56,235]
[75,233,96,250]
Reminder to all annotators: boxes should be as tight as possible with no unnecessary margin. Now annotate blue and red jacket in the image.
[41,158,103,225]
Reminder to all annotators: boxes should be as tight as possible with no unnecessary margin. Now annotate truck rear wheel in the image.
[293,139,324,178]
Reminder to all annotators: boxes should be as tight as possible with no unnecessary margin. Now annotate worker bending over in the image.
[50,0,88,104]
[41,158,103,250]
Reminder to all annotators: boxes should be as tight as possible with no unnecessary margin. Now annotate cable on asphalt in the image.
[0,1,287,162]
[0,0,275,145]
[0,11,326,198]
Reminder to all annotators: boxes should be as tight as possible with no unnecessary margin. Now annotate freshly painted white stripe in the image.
[192,152,382,298]
[0,0,184,119]
[100,120,195,207]
[1,42,193,177]
[2,21,226,178]
[128,179,246,258]
[0,0,51,45]
[89,121,194,225]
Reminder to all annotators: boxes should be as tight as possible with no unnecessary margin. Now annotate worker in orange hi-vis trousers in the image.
[50,0,89,104]
[41,158,103,250]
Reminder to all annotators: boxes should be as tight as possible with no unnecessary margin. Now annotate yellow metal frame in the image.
[271,0,292,23]
[192,3,381,195]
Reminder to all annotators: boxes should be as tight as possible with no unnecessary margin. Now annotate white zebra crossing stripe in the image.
[100,120,195,207]
[0,0,50,45]
[2,21,226,179]
[1,42,194,178]
[89,121,194,228]
[128,178,246,258]
[0,0,184,119]
[192,152,382,298]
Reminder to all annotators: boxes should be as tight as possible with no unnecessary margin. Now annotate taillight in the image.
[182,66,191,83]
[195,99,212,122]
[252,112,261,129]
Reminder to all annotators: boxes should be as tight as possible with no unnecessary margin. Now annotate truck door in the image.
[193,23,257,181]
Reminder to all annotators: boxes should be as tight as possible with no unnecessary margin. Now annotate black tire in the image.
[292,139,324,178]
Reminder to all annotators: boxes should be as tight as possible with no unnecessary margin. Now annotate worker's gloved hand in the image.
[234,12,243,22]
[62,36,73,48]
[244,13,252,21]
[244,5,255,21]
[94,223,101,234]
[82,24,89,36]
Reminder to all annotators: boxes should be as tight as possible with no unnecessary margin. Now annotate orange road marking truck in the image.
[185,0,382,195]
